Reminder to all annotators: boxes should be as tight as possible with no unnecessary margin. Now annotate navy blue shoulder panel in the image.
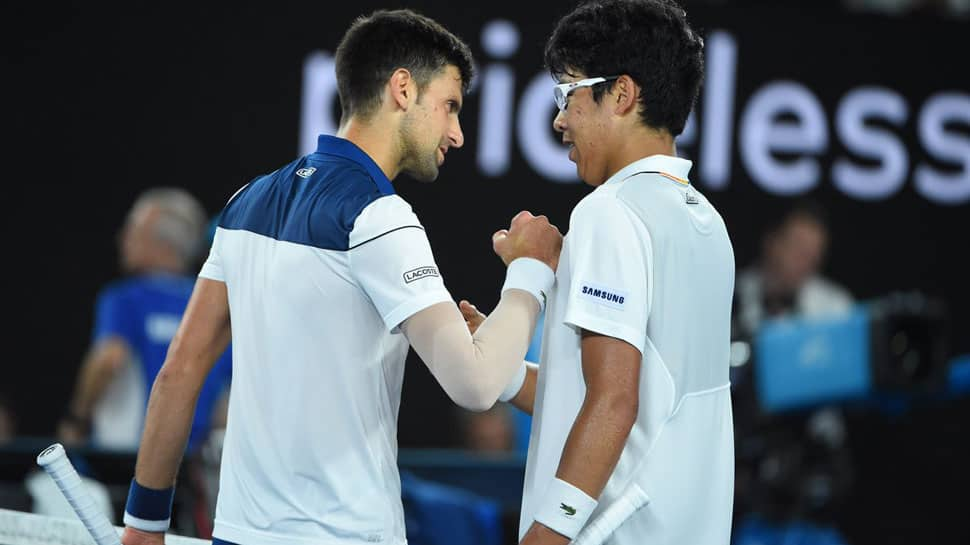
[217,154,388,251]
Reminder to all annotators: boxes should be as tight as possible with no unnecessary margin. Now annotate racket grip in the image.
[37,443,122,545]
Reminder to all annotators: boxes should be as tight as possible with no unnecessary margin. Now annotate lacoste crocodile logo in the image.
[560,503,576,516]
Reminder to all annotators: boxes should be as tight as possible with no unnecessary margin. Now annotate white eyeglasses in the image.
[553,76,619,112]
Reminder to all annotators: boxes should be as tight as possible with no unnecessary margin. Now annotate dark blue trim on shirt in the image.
[315,135,395,196]
[217,136,396,251]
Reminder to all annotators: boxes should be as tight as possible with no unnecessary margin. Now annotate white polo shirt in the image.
[200,136,452,545]
[520,155,736,545]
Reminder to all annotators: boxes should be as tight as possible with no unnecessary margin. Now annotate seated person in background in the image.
[58,188,231,453]
[734,199,853,340]
[730,200,856,542]
[460,404,516,454]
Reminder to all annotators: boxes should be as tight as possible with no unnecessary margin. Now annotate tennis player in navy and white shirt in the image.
[123,137,558,545]
[199,134,437,544]
[118,11,563,544]
[193,131,557,544]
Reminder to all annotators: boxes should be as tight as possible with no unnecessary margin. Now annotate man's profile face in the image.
[552,72,613,186]
[400,64,465,182]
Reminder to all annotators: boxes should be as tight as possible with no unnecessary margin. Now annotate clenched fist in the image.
[492,211,563,271]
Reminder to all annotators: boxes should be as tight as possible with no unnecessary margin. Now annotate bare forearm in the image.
[132,278,232,488]
[523,333,641,543]
[519,399,633,545]
[556,394,637,498]
[509,363,538,415]
[133,366,202,488]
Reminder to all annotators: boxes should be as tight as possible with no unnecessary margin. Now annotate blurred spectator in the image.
[731,200,856,544]
[734,200,853,341]
[460,404,516,454]
[57,188,231,454]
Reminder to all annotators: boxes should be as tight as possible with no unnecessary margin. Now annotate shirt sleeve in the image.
[199,181,252,282]
[347,195,452,332]
[562,196,652,354]
[198,227,225,281]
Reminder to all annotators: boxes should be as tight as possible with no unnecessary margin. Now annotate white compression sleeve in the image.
[401,273,549,412]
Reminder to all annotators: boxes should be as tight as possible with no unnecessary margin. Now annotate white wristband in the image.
[123,512,171,533]
[498,361,528,402]
[502,257,554,311]
[534,478,599,539]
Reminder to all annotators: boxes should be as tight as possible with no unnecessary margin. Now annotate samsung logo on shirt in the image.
[580,284,627,309]
[404,266,439,284]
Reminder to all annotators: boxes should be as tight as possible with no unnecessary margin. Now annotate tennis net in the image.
[0,508,207,545]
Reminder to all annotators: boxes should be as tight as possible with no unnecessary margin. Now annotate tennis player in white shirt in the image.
[464,2,736,543]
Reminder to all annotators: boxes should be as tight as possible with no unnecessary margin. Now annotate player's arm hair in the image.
[554,331,640,498]
[401,289,540,412]
[508,363,539,415]
[65,337,129,424]
[133,278,231,488]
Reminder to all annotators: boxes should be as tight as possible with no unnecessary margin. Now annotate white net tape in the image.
[0,508,207,545]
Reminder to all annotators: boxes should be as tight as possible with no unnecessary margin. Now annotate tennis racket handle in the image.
[37,443,122,545]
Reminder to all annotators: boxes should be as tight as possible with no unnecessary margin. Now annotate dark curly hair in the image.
[544,0,704,136]
[335,9,475,122]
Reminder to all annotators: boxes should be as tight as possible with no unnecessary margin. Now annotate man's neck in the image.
[605,125,677,179]
[337,118,400,180]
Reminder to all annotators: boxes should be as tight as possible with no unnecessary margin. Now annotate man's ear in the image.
[612,75,639,117]
[388,68,414,111]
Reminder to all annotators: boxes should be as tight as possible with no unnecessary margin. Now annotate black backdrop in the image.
[5,2,969,543]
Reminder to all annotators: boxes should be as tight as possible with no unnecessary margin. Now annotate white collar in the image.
[603,154,693,186]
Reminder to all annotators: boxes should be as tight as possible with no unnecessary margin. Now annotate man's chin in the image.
[577,165,606,187]
[404,162,440,183]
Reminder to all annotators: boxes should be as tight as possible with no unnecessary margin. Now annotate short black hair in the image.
[335,9,475,121]
[544,0,704,136]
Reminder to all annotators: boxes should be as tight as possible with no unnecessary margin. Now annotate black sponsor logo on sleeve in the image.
[404,266,440,284]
